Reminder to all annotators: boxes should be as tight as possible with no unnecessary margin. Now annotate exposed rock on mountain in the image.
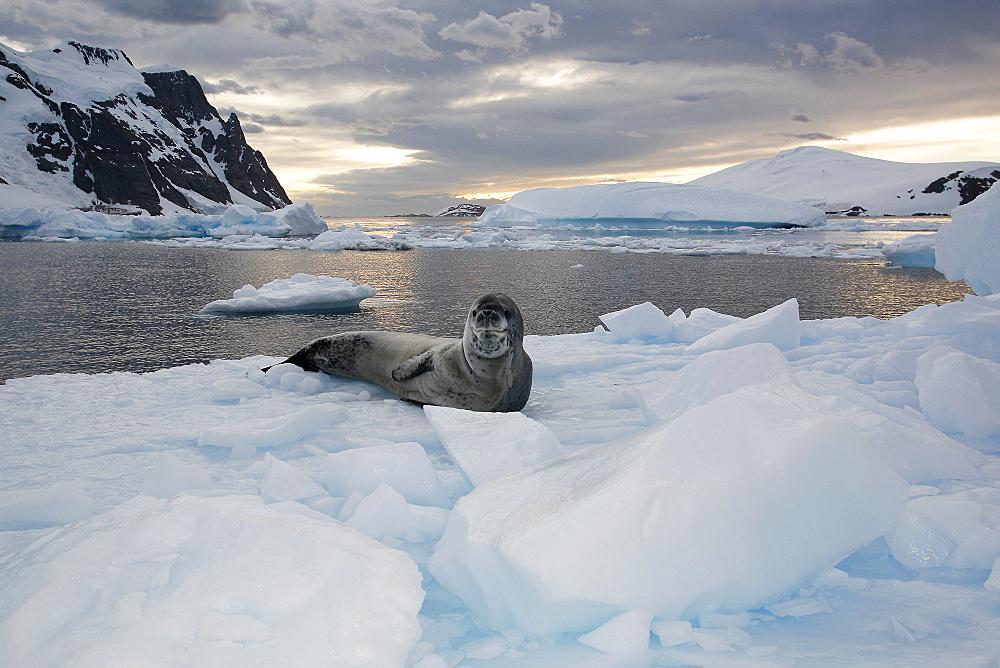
[691,146,1000,216]
[433,203,487,217]
[0,41,291,215]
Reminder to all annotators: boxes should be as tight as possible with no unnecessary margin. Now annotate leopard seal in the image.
[271,293,532,412]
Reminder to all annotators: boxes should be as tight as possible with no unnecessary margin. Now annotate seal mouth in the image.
[472,325,509,336]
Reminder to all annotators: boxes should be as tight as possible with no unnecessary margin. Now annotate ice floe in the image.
[201,273,376,313]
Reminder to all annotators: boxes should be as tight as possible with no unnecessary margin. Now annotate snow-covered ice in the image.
[882,233,937,268]
[0,494,424,666]
[3,287,1000,664]
[307,226,413,250]
[428,383,908,637]
[201,273,376,313]
[478,181,827,228]
[0,202,327,240]
[3,200,1000,663]
[423,406,567,486]
[937,181,1000,295]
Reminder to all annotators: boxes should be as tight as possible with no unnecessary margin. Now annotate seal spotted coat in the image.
[273,293,532,412]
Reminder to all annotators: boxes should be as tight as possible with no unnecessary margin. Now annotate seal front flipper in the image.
[391,350,435,382]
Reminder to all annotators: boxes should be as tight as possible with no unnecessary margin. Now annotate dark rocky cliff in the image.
[1,41,291,215]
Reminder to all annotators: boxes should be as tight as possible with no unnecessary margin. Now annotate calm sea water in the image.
[0,231,971,382]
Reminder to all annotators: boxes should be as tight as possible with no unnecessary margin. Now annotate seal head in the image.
[465,293,522,360]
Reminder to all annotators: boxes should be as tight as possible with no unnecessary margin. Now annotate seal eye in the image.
[503,308,511,318]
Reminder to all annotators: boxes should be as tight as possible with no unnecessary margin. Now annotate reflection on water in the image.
[0,241,971,381]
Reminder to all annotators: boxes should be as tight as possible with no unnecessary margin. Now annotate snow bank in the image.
[936,181,1000,295]
[478,182,827,228]
[201,273,376,313]
[0,494,423,666]
[429,383,908,637]
[0,202,326,240]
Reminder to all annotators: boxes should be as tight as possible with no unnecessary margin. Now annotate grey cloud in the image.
[249,0,437,59]
[773,31,931,76]
[245,113,307,128]
[241,122,264,133]
[791,114,810,122]
[439,3,562,53]
[216,107,306,127]
[87,0,246,24]
[782,133,846,141]
[200,78,260,95]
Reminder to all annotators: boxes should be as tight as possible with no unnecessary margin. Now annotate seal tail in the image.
[261,347,320,373]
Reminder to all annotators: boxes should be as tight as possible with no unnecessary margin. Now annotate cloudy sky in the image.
[3,1,999,215]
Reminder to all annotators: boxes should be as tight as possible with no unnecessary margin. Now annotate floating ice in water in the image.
[201,273,376,313]
[0,202,327,240]
[307,226,412,250]
[0,494,423,666]
[423,406,567,486]
[882,233,937,268]
[477,181,827,228]
[936,181,1000,295]
[325,442,451,508]
[428,383,908,638]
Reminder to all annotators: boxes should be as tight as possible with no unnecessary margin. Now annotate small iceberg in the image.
[201,273,376,313]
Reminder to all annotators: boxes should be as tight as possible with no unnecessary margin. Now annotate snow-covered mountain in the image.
[433,203,486,217]
[0,41,290,215]
[690,146,1000,216]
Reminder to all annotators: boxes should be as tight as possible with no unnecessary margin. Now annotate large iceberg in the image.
[936,181,1000,295]
[477,181,828,228]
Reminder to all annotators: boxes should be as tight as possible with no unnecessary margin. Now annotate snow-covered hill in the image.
[0,41,290,215]
[690,146,1000,216]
